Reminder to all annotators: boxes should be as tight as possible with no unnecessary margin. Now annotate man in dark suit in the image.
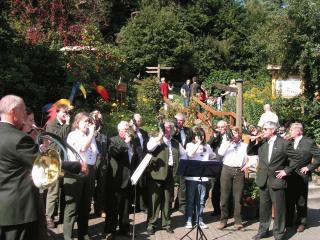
[173,112,192,213]
[282,123,320,232]
[0,95,39,240]
[131,113,149,212]
[248,121,293,240]
[104,121,137,240]
[146,119,186,235]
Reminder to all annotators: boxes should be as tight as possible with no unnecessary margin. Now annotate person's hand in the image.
[80,161,88,175]
[241,164,249,172]
[275,170,287,179]
[39,139,49,152]
[65,114,70,125]
[300,167,309,174]
[195,135,203,144]
[88,123,95,135]
[158,129,164,139]
[124,133,132,143]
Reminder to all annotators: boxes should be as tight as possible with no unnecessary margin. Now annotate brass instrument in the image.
[32,132,84,190]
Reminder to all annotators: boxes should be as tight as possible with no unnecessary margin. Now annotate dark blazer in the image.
[147,139,180,181]
[133,128,149,164]
[248,136,290,189]
[108,135,136,189]
[0,122,39,225]
[208,132,232,161]
[173,127,192,149]
[286,136,320,182]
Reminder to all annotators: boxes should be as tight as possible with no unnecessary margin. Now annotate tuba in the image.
[32,132,84,190]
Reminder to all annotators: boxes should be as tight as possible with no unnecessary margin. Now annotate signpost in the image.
[212,80,243,131]
[146,64,173,79]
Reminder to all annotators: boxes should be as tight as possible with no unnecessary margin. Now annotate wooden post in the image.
[236,78,243,131]
[157,64,161,79]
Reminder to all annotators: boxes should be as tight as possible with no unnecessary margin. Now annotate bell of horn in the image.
[32,132,85,190]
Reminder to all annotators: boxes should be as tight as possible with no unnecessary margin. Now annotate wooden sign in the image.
[116,83,127,93]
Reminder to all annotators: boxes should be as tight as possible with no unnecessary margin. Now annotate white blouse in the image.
[185,143,216,182]
[67,129,99,165]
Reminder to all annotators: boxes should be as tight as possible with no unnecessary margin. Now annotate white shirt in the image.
[294,135,303,149]
[267,135,277,162]
[180,128,186,147]
[218,141,248,167]
[67,129,99,165]
[185,143,216,182]
[258,111,279,127]
[147,136,186,166]
[127,143,133,163]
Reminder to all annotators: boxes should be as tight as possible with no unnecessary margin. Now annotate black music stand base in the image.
[177,160,221,240]
[180,219,208,240]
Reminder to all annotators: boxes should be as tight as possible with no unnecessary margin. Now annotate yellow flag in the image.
[79,84,87,99]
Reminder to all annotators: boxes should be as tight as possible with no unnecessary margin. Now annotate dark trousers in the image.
[175,176,186,212]
[46,180,59,220]
[63,166,96,240]
[38,193,48,240]
[0,222,38,240]
[136,173,148,212]
[211,171,221,214]
[147,169,174,229]
[104,185,133,234]
[286,173,308,226]
[220,165,244,224]
[94,160,108,214]
[258,179,286,240]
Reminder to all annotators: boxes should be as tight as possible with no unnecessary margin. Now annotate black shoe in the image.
[105,233,114,240]
[147,227,155,235]
[251,231,269,240]
[117,229,132,237]
[165,226,174,233]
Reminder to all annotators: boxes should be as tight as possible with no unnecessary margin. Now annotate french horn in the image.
[32,132,84,190]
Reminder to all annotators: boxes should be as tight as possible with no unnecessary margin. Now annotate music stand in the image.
[130,153,153,240]
[177,159,222,240]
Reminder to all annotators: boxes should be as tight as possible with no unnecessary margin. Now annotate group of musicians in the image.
[1,94,320,240]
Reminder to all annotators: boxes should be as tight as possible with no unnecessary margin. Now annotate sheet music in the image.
[131,153,152,185]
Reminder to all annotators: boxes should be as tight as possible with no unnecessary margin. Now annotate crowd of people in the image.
[0,94,320,240]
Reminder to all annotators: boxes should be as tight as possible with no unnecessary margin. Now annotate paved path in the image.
[48,205,320,240]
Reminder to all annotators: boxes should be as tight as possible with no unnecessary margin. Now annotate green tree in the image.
[117,4,192,76]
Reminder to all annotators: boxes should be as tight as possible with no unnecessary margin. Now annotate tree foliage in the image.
[1,0,320,138]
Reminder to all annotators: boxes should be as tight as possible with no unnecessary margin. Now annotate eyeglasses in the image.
[217,126,226,129]
[263,127,272,131]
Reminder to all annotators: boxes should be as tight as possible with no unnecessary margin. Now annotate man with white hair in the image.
[248,121,292,240]
[173,112,192,213]
[104,121,137,240]
[146,119,186,235]
[258,104,279,128]
[281,123,320,232]
[0,95,39,240]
